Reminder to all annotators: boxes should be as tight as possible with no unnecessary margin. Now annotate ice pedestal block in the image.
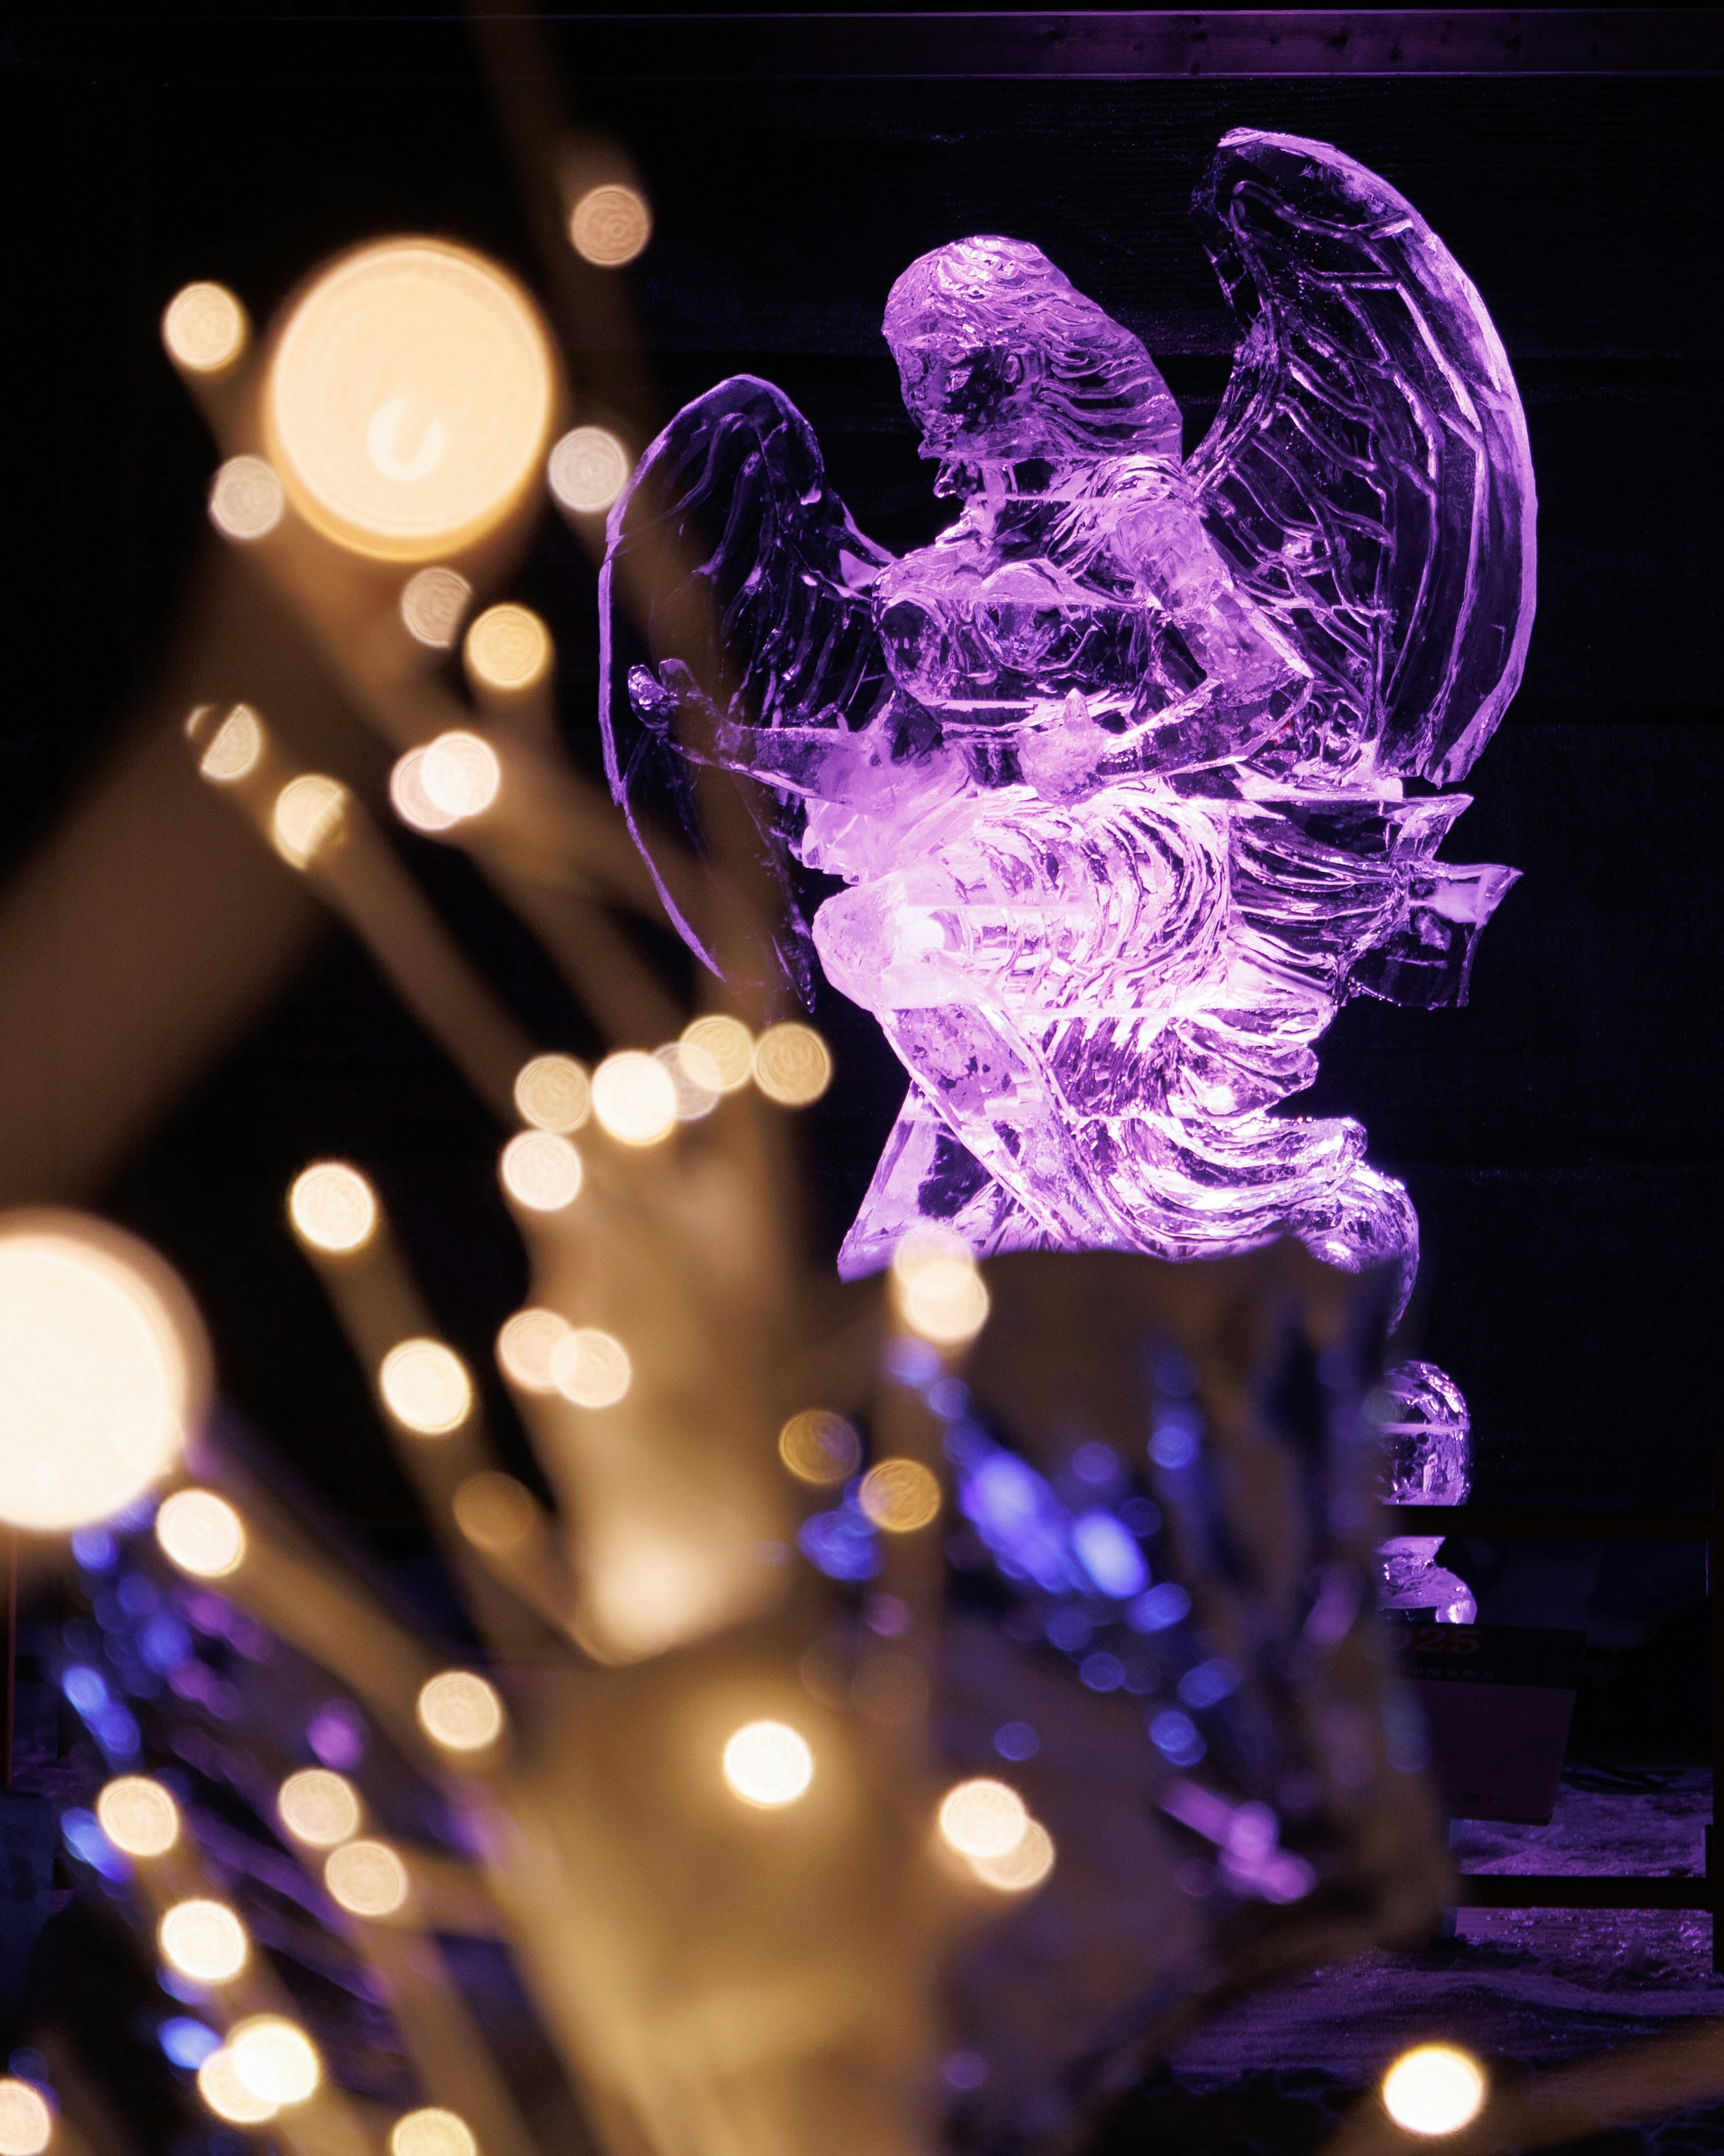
[599,130,1531,1467]
[1377,1359,1477,1624]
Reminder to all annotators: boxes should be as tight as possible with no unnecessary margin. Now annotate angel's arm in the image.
[1023,482,1311,799]
[630,662,955,810]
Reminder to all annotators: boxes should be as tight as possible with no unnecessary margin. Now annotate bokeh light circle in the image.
[722,1720,813,1808]
[681,1014,753,1092]
[198,704,263,784]
[569,185,652,266]
[548,426,630,515]
[325,1839,409,1918]
[400,566,472,650]
[378,1340,472,1436]
[271,774,349,869]
[1381,2045,1487,2136]
[777,1410,861,1487]
[159,1897,249,1983]
[968,1817,1056,1892]
[208,456,284,542]
[496,1309,572,1393]
[97,1776,180,1858]
[500,1131,583,1213]
[418,1670,506,1753]
[392,2109,479,2156]
[278,1768,361,1849]
[591,1051,677,1146]
[514,1054,591,1133]
[162,281,247,373]
[858,1457,941,1533]
[751,1023,832,1106]
[421,732,501,821]
[266,239,557,562]
[0,2081,51,2156]
[938,1778,1028,1861]
[0,1210,206,1530]
[229,2017,321,2108]
[464,603,552,695]
[157,1490,246,1578]
[549,1327,631,1409]
[289,1163,378,1255]
[198,2049,277,2125]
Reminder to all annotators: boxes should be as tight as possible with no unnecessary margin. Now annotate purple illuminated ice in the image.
[601,132,1533,1549]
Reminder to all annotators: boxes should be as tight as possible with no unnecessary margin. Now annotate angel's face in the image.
[892,332,1052,468]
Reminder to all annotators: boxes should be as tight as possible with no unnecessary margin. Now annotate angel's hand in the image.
[628,659,732,763]
[1020,692,1109,805]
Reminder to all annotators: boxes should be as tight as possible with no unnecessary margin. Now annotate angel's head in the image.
[884,237,1182,486]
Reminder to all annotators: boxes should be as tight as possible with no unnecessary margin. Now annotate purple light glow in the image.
[307,1699,369,1772]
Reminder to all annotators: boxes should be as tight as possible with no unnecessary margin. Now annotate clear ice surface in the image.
[601,130,1534,1536]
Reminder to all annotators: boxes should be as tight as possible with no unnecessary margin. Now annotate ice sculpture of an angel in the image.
[600,131,1533,1380]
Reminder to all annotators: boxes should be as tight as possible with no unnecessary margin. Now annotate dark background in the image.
[0,10,1717,1554]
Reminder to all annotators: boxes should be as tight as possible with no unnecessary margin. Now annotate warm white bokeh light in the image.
[265,239,556,562]
[938,1778,1028,1861]
[654,1042,719,1122]
[389,746,460,836]
[159,1897,249,1983]
[514,1054,591,1133]
[892,1229,990,1346]
[859,1457,941,1534]
[778,1410,861,1487]
[208,455,284,541]
[97,1775,180,1858]
[723,1720,814,1808]
[549,1327,631,1409]
[157,1490,246,1578]
[271,774,349,869]
[421,731,501,820]
[198,2049,277,2125]
[289,1162,378,1255]
[0,1214,202,1530]
[548,426,630,515]
[499,1131,584,1212]
[496,1308,572,1393]
[229,2017,321,2108]
[197,703,264,784]
[325,1838,409,1918]
[400,565,472,650]
[464,603,552,695]
[1381,2045,1487,2137]
[751,1023,832,1106]
[392,2109,479,2156]
[681,1014,754,1092]
[453,1471,539,1553]
[0,2081,51,2156]
[162,281,249,374]
[278,1768,361,1850]
[591,1051,677,1146]
[569,183,652,266]
[969,1817,1056,1893]
[378,1339,472,1436]
[418,1671,506,1753]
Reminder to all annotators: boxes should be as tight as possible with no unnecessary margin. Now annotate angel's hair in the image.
[884,235,1183,461]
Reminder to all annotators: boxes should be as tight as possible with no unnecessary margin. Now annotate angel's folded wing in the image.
[600,377,895,989]
[1189,131,1536,787]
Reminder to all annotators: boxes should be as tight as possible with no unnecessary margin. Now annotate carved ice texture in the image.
[1376,1359,1478,1623]
[600,131,1532,1517]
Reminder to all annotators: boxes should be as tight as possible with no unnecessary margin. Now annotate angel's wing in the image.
[599,376,895,991]
[1188,130,1535,786]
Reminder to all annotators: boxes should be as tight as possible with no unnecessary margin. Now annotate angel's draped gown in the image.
[805,452,1434,1301]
